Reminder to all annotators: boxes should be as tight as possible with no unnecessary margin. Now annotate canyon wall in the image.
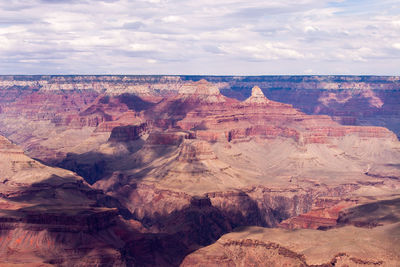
[1,75,398,138]
[0,76,399,266]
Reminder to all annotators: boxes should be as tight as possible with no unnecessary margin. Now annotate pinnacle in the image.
[245,86,269,104]
[251,86,265,97]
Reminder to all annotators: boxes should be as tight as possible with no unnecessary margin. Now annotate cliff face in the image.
[109,123,150,142]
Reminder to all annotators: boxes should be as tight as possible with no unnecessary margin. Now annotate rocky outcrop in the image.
[177,140,217,162]
[302,125,397,144]
[244,86,270,104]
[109,122,150,142]
[177,79,228,103]
[279,199,357,229]
[0,135,24,154]
[95,110,145,132]
[146,131,193,146]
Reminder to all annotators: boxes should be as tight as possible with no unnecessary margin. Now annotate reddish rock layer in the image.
[163,84,396,144]
[279,200,357,229]
[109,122,150,142]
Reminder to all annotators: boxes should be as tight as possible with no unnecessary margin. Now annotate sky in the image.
[0,0,399,75]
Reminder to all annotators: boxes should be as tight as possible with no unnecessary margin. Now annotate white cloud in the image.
[161,16,186,23]
[19,59,40,63]
[231,42,304,60]
[129,43,157,52]
[0,0,399,74]
[393,43,400,50]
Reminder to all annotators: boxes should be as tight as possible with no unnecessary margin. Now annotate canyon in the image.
[0,75,399,266]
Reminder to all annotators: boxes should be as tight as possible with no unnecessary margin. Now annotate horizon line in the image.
[0,74,399,77]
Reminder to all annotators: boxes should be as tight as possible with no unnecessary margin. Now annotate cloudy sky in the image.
[0,0,399,75]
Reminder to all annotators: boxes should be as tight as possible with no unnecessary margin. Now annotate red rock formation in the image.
[0,76,399,266]
[1,75,399,139]
[302,125,396,144]
[279,199,357,229]
[0,90,99,121]
[146,131,193,146]
[177,140,217,162]
[0,135,24,153]
[0,77,397,166]
[244,86,270,104]
[162,84,396,144]
[109,122,150,142]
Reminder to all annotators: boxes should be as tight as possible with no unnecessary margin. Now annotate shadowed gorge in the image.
[0,76,399,266]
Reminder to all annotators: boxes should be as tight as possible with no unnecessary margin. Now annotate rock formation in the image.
[244,86,270,104]
[0,76,399,266]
